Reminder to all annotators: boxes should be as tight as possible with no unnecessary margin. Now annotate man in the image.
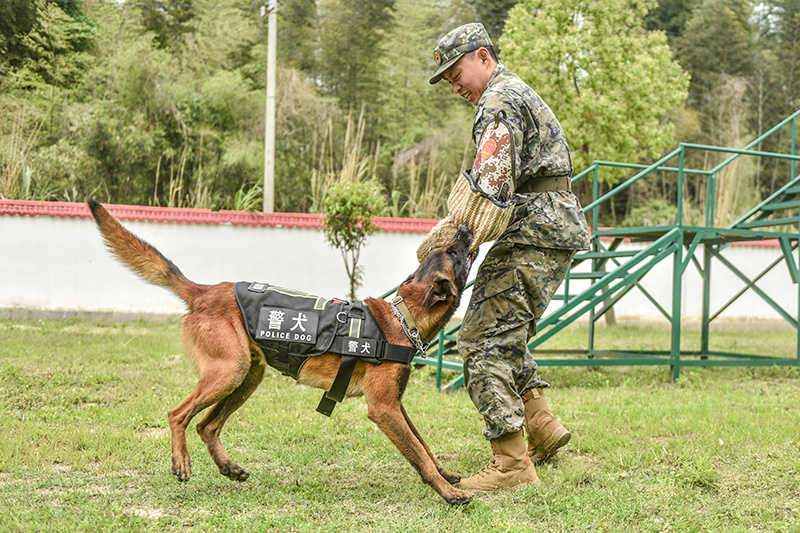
[418,23,590,491]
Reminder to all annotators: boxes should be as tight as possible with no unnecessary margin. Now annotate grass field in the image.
[0,318,798,532]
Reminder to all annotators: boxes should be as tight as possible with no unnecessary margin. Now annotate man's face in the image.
[442,50,492,106]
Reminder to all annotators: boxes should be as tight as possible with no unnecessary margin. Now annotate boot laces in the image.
[474,456,502,478]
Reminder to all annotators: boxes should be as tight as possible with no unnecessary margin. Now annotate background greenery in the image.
[0,318,798,531]
[3,0,797,224]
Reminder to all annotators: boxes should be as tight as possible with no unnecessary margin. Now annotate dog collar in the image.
[390,295,428,356]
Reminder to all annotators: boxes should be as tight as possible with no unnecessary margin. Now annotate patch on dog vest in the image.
[256,304,322,345]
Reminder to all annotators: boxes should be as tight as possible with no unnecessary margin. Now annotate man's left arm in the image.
[417,96,527,262]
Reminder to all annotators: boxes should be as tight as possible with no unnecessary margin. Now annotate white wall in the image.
[1,208,796,323]
[0,210,487,320]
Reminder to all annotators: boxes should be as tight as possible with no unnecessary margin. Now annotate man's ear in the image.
[422,279,456,307]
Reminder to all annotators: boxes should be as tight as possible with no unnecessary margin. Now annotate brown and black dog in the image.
[87,199,475,505]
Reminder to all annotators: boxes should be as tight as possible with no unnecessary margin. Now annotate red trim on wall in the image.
[0,200,787,247]
[0,199,438,233]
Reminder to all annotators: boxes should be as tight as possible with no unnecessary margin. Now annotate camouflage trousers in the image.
[457,240,575,440]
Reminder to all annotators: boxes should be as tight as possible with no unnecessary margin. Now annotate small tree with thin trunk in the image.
[322,179,387,301]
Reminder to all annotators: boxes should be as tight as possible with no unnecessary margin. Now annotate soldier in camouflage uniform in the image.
[418,23,590,491]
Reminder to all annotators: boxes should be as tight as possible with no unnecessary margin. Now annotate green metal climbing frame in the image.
[406,109,800,389]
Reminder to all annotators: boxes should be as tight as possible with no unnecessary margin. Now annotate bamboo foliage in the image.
[0,111,43,199]
[2,0,798,227]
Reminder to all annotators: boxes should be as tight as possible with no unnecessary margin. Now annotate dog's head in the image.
[398,226,475,331]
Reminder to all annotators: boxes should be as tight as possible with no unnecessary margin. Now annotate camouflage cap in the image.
[429,23,493,85]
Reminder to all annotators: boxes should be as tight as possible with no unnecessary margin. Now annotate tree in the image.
[314,0,395,113]
[644,0,698,40]
[465,0,517,46]
[751,1,800,195]
[464,0,517,47]
[371,0,474,217]
[500,0,689,182]
[675,0,754,107]
[137,0,197,49]
[770,1,800,116]
[322,179,387,300]
[0,0,37,73]
[7,0,93,92]
[276,0,317,72]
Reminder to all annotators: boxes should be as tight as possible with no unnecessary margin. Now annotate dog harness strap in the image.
[316,355,358,417]
[381,343,418,364]
[315,395,337,417]
[328,336,417,364]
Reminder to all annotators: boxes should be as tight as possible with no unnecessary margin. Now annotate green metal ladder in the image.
[406,109,800,389]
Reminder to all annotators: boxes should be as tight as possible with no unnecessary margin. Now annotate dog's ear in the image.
[422,278,456,307]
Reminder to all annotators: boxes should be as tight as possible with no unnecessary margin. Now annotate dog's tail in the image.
[87,199,200,306]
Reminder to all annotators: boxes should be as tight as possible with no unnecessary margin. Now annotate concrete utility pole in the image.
[262,0,278,212]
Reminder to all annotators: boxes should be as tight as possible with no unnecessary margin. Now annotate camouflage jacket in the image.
[475,64,590,251]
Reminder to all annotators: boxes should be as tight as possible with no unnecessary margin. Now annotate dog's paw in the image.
[446,489,474,506]
[172,458,191,482]
[220,463,250,482]
[439,468,462,485]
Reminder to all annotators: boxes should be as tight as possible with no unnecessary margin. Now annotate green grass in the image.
[0,318,799,532]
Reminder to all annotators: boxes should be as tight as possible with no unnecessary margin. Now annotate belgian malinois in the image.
[87,199,475,505]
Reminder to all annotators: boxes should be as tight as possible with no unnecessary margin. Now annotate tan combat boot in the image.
[522,388,571,463]
[458,429,539,491]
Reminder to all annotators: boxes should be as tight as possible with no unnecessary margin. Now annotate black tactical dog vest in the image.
[234,282,417,416]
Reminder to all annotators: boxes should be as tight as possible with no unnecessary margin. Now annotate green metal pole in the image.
[436,329,444,390]
[671,233,684,382]
[592,164,600,233]
[701,244,712,356]
[794,117,799,366]
[670,147,686,382]
[677,146,685,226]
[706,172,716,227]
[792,116,796,183]
[588,165,600,356]
[702,161,714,355]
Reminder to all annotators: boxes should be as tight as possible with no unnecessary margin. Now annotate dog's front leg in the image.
[399,404,462,485]
[363,379,473,505]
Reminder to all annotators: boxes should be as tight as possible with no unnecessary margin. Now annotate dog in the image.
[87,199,475,506]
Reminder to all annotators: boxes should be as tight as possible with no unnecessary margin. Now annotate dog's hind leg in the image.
[168,319,252,482]
[399,404,462,485]
[168,368,246,481]
[196,347,266,482]
[362,364,473,506]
